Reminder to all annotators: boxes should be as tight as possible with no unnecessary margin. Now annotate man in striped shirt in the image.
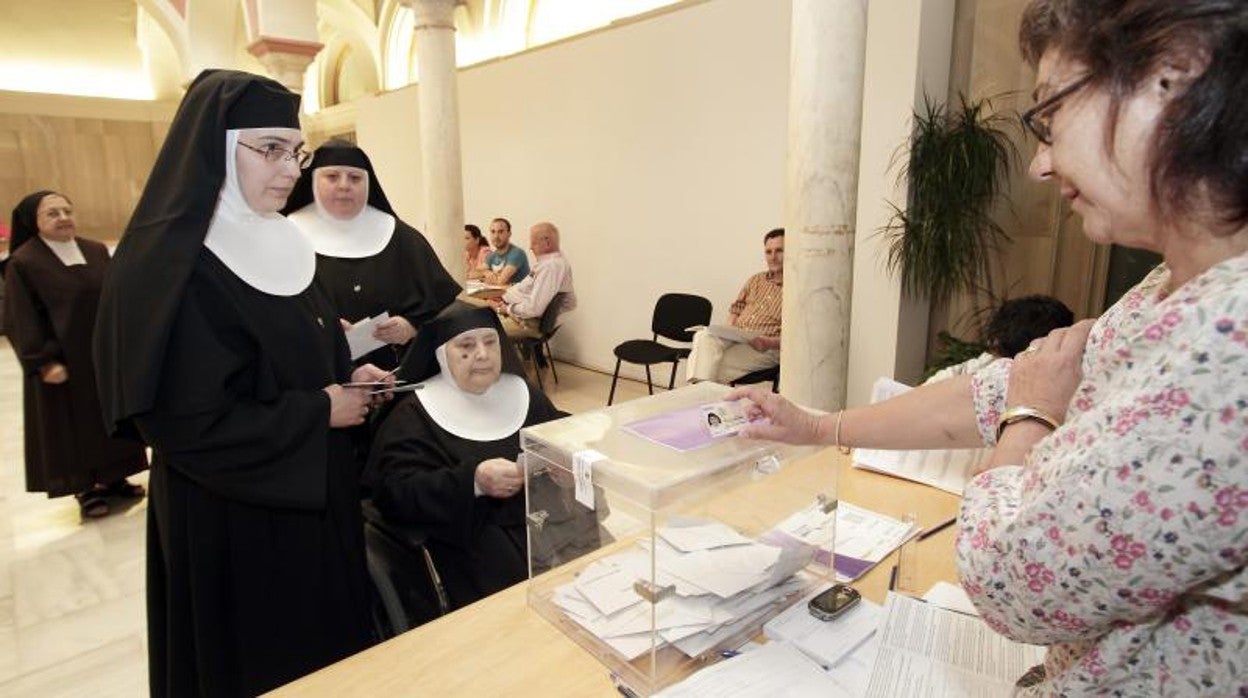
[686,228,783,383]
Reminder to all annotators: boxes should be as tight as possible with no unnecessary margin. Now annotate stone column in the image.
[404,0,466,274]
[780,0,868,412]
[247,38,323,92]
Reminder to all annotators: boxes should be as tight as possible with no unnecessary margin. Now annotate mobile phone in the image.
[807,584,861,621]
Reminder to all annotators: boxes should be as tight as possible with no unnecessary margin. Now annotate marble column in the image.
[404,0,466,274]
[779,0,868,412]
[246,38,323,93]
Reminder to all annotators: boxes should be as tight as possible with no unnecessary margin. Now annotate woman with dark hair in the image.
[94,71,383,696]
[732,0,1247,693]
[365,307,600,610]
[464,223,490,279]
[282,139,459,371]
[3,191,147,519]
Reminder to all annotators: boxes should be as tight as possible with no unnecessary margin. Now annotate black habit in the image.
[315,221,459,369]
[135,250,372,696]
[92,70,373,697]
[3,233,147,495]
[366,383,563,610]
[283,139,460,370]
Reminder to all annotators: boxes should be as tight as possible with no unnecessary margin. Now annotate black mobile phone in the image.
[808,584,861,621]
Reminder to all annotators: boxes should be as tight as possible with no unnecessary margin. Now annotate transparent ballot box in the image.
[520,383,836,696]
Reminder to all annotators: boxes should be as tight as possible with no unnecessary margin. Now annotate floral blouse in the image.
[957,252,1248,696]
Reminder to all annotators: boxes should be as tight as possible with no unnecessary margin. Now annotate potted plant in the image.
[881,93,1017,312]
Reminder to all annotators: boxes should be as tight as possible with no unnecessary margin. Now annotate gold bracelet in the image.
[834,410,851,455]
[996,405,1062,441]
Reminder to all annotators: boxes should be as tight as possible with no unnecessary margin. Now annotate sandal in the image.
[103,479,146,499]
[75,492,110,519]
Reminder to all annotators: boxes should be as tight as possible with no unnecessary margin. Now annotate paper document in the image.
[345,312,390,360]
[685,324,764,345]
[654,640,854,698]
[623,402,764,452]
[853,377,991,495]
[763,585,882,668]
[762,501,918,582]
[864,593,1047,697]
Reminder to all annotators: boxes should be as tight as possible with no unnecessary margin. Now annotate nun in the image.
[366,307,602,609]
[283,139,460,370]
[93,71,382,696]
[3,190,147,519]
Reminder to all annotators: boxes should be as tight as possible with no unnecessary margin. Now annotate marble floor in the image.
[0,337,656,696]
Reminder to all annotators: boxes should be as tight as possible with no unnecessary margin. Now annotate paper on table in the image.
[762,501,917,582]
[852,377,991,495]
[922,581,980,617]
[654,640,854,698]
[345,312,390,360]
[864,593,1047,697]
[763,586,882,668]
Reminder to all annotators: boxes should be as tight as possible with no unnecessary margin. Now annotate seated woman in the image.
[283,139,460,370]
[464,223,490,281]
[366,307,599,609]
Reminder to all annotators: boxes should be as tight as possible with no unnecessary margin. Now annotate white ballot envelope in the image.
[345,312,391,360]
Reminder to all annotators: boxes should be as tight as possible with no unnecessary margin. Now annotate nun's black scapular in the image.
[92,70,373,697]
[3,191,147,499]
[365,307,602,610]
[283,139,460,370]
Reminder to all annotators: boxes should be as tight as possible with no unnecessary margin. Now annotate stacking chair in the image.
[515,292,567,391]
[607,293,712,405]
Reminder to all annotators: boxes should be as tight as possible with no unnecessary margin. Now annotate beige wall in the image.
[355,0,791,382]
[0,91,176,244]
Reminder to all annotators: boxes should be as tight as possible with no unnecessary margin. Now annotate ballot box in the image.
[520,383,836,696]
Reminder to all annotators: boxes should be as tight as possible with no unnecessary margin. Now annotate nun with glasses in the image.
[94,70,386,696]
[3,190,147,520]
[366,307,603,610]
[282,139,460,370]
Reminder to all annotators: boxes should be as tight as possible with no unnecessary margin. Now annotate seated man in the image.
[687,228,784,383]
[479,217,530,285]
[491,221,576,339]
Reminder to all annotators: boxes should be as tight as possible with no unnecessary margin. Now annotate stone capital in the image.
[400,0,463,31]
[246,37,324,92]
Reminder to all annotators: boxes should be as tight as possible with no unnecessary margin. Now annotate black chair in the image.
[515,292,567,391]
[729,364,780,391]
[362,499,450,639]
[607,293,712,405]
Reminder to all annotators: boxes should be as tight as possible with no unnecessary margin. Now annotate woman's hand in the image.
[39,362,68,384]
[373,316,416,345]
[725,385,828,445]
[323,384,372,427]
[351,363,397,405]
[1006,319,1095,416]
[475,458,524,498]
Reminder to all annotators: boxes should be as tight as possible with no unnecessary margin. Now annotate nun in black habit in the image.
[3,190,147,518]
[282,139,460,370]
[366,307,604,610]
[92,70,384,697]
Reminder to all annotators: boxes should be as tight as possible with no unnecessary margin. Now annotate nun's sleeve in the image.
[392,224,461,329]
[364,398,480,549]
[3,256,63,375]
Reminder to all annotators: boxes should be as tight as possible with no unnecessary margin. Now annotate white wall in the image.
[356,0,791,382]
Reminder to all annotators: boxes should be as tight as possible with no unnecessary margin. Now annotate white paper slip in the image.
[852,377,991,495]
[864,593,1047,697]
[763,586,882,668]
[345,312,391,360]
[658,522,754,552]
[654,640,855,698]
[922,581,980,617]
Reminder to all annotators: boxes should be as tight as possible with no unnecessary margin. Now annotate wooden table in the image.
[272,450,961,696]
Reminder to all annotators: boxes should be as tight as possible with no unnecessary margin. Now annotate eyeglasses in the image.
[1020,73,1094,145]
[237,140,312,168]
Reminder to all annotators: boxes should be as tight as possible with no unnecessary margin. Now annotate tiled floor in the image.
[0,337,656,696]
